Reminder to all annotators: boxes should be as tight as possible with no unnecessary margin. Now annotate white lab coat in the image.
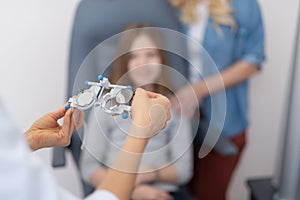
[0,103,118,200]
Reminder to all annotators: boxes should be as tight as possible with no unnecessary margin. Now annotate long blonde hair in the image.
[169,0,236,33]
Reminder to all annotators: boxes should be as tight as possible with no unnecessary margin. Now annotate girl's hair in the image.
[109,23,175,96]
[169,0,236,33]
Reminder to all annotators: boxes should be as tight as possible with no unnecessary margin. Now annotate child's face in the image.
[127,34,162,87]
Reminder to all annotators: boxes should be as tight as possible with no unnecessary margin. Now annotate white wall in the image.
[228,0,299,199]
[0,0,299,199]
[0,0,83,197]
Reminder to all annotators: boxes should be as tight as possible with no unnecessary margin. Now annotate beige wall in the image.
[0,0,299,199]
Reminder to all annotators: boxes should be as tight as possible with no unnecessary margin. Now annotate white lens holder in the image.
[68,75,133,119]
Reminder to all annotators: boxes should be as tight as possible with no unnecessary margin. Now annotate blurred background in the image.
[0,0,299,199]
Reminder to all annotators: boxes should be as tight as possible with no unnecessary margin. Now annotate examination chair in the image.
[51,0,187,196]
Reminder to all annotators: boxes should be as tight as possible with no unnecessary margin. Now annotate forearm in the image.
[89,167,108,187]
[96,126,150,200]
[194,61,259,99]
[93,88,171,200]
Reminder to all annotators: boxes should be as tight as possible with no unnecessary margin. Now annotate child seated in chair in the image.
[80,24,193,200]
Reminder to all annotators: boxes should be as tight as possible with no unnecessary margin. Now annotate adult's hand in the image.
[171,83,201,119]
[131,88,171,137]
[24,105,84,150]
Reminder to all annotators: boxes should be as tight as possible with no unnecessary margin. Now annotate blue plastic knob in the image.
[122,113,128,119]
[84,80,89,87]
[65,104,71,110]
[98,75,104,81]
[127,85,132,90]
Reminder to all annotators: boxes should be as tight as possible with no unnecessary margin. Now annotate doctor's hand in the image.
[131,88,171,137]
[24,105,84,151]
[171,83,202,119]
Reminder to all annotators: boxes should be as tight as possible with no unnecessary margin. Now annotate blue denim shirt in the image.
[183,0,265,137]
